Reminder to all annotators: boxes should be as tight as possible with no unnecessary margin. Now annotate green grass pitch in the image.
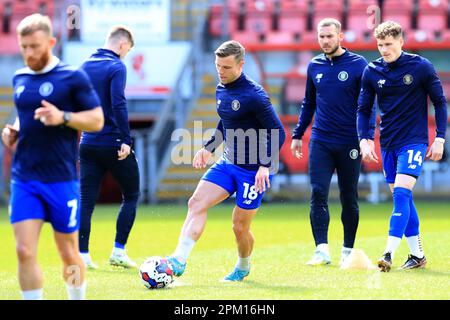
[0,201,449,300]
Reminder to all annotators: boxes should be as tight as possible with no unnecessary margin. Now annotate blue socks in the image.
[404,195,420,237]
[389,187,412,238]
[114,242,125,249]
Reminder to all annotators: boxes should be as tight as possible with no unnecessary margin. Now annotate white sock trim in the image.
[385,236,402,257]
[406,235,424,258]
[112,247,126,256]
[22,288,43,300]
[316,243,330,256]
[236,256,251,271]
[173,236,196,264]
[67,281,87,300]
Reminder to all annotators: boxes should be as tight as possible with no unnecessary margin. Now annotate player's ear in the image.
[49,36,57,48]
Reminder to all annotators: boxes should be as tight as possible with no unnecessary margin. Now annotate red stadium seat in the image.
[302,31,319,43]
[227,0,245,11]
[265,31,296,44]
[439,74,450,99]
[209,4,239,36]
[245,0,273,33]
[231,30,263,44]
[279,122,311,173]
[361,129,383,172]
[347,0,379,11]
[417,0,448,37]
[346,0,378,41]
[0,33,20,54]
[284,75,307,104]
[428,121,438,146]
[278,0,308,34]
[313,0,344,28]
[382,0,414,32]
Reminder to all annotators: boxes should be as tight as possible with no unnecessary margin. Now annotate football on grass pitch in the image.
[139,256,174,289]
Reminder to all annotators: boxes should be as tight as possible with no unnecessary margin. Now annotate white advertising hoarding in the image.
[63,42,192,98]
[80,0,170,44]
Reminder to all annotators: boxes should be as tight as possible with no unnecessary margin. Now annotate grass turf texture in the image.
[0,201,449,300]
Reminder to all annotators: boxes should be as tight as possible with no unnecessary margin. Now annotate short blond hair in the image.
[317,18,342,33]
[215,40,245,62]
[17,13,52,37]
[107,25,135,47]
[374,21,403,39]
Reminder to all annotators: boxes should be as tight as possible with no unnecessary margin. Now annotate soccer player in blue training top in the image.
[357,21,447,272]
[1,14,104,299]
[165,40,286,281]
[78,26,139,269]
[291,18,375,267]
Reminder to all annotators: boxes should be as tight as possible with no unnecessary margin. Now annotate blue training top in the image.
[292,49,375,143]
[12,57,100,182]
[80,48,132,147]
[204,73,286,173]
[357,52,448,150]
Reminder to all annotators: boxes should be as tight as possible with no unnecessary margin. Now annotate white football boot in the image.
[80,252,99,270]
[339,247,353,267]
[306,250,331,266]
[109,250,137,268]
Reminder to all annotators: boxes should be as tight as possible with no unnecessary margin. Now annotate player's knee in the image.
[232,221,249,237]
[15,243,36,262]
[123,190,140,201]
[340,193,359,212]
[123,191,140,206]
[59,248,80,264]
[188,194,208,214]
[311,185,328,206]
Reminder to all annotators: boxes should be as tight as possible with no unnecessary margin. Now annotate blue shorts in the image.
[9,179,80,233]
[202,157,272,210]
[381,144,427,184]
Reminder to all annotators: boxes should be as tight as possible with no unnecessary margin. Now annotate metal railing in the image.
[145,5,209,203]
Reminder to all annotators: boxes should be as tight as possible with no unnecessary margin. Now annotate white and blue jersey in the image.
[10,57,100,232]
[203,73,286,209]
[357,52,448,182]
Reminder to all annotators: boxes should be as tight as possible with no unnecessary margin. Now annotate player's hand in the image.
[360,139,378,163]
[290,139,303,159]
[34,100,64,126]
[254,166,270,194]
[193,147,212,169]
[118,143,131,160]
[1,124,19,148]
[426,139,444,161]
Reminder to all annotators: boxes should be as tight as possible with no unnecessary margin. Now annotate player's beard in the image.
[322,43,340,56]
[26,52,50,71]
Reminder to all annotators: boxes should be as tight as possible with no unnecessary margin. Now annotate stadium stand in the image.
[279,115,310,174]
[346,0,379,42]
[417,0,449,41]
[382,0,414,35]
[0,0,54,54]
[312,0,344,28]
[207,0,450,51]
[277,0,308,37]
